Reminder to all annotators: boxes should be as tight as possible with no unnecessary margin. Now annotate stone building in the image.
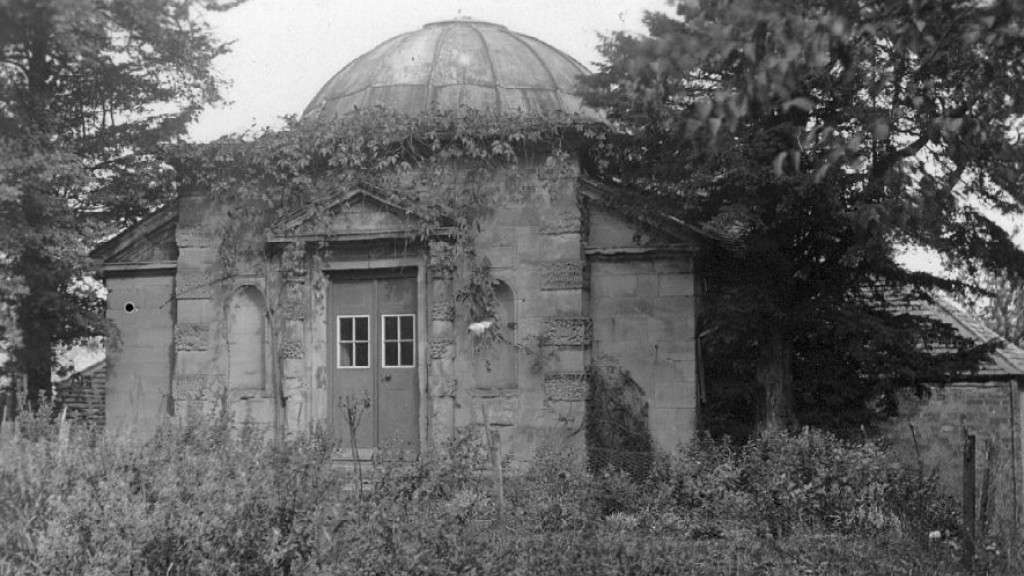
[92,19,702,462]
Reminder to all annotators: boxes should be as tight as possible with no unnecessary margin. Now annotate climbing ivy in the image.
[168,106,592,330]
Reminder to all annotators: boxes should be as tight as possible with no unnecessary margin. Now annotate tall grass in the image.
[0,413,1006,575]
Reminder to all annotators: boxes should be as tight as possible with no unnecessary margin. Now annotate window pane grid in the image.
[381,314,415,367]
[337,315,370,368]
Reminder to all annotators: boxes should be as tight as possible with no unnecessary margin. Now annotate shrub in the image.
[670,428,958,537]
[1,413,344,575]
[0,414,971,575]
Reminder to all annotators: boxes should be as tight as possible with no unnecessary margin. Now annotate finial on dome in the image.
[422,18,507,30]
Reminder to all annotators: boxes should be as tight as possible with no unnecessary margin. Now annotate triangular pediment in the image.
[578,177,705,252]
[587,205,688,250]
[271,188,424,241]
[91,204,179,264]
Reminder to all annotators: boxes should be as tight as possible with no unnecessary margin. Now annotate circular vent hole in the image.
[124,302,136,313]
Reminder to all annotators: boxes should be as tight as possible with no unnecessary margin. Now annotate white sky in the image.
[190,0,672,141]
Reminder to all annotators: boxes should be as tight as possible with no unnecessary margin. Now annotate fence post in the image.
[483,406,504,524]
[0,402,14,442]
[57,405,69,456]
[963,430,976,569]
[979,438,997,539]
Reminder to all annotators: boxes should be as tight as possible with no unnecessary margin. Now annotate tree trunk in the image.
[15,214,58,413]
[18,285,56,412]
[756,320,794,432]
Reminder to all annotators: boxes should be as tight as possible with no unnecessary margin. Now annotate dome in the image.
[302,19,600,121]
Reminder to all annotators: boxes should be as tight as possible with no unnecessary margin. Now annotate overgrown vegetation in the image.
[0,0,244,407]
[167,107,589,366]
[1,413,1014,575]
[581,0,1024,432]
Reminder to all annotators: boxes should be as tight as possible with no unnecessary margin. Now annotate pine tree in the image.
[0,0,242,407]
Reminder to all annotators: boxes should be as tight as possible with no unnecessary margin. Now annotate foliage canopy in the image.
[0,0,240,402]
[580,0,1024,432]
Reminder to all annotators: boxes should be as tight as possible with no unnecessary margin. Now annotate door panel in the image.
[328,272,419,454]
[328,279,376,450]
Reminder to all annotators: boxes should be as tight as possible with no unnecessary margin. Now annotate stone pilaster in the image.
[171,193,223,419]
[428,241,458,447]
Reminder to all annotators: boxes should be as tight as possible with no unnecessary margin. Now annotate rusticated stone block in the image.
[432,378,458,398]
[544,372,588,401]
[174,323,209,351]
[174,389,206,402]
[431,299,456,322]
[176,270,215,299]
[540,261,584,291]
[280,281,306,320]
[539,208,580,235]
[280,245,308,281]
[279,339,304,359]
[430,337,455,360]
[541,317,592,347]
[281,358,304,380]
[429,241,455,272]
[173,372,225,394]
[477,396,518,426]
[176,228,214,249]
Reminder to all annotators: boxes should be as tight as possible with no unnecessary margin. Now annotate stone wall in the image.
[102,155,700,460]
[588,258,698,452]
[104,271,175,436]
[884,381,1022,530]
[584,202,699,453]
[171,193,276,428]
[253,158,595,463]
[437,160,590,465]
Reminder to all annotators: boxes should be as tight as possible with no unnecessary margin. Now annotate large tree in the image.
[582,0,1024,431]
[0,0,241,407]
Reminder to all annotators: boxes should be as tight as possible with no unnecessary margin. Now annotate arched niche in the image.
[227,285,267,391]
[472,280,517,389]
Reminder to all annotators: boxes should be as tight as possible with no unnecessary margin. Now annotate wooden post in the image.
[57,405,69,456]
[493,428,504,523]
[0,403,9,441]
[979,439,997,539]
[483,406,504,524]
[963,430,976,569]
[909,423,924,475]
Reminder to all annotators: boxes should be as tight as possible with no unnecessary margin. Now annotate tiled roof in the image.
[881,290,1024,379]
[923,295,1024,377]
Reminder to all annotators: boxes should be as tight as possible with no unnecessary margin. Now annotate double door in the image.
[328,272,418,454]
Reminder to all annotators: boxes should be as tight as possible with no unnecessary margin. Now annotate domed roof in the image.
[303,19,600,121]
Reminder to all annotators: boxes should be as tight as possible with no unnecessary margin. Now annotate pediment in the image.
[111,220,179,263]
[579,177,704,253]
[271,189,423,241]
[587,205,688,250]
[92,204,179,264]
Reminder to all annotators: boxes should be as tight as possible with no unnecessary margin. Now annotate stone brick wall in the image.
[171,193,275,428]
[884,380,1022,530]
[104,272,175,436]
[589,258,698,452]
[440,161,590,465]
[102,156,700,462]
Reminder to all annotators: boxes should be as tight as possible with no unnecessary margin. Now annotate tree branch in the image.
[871,134,929,179]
